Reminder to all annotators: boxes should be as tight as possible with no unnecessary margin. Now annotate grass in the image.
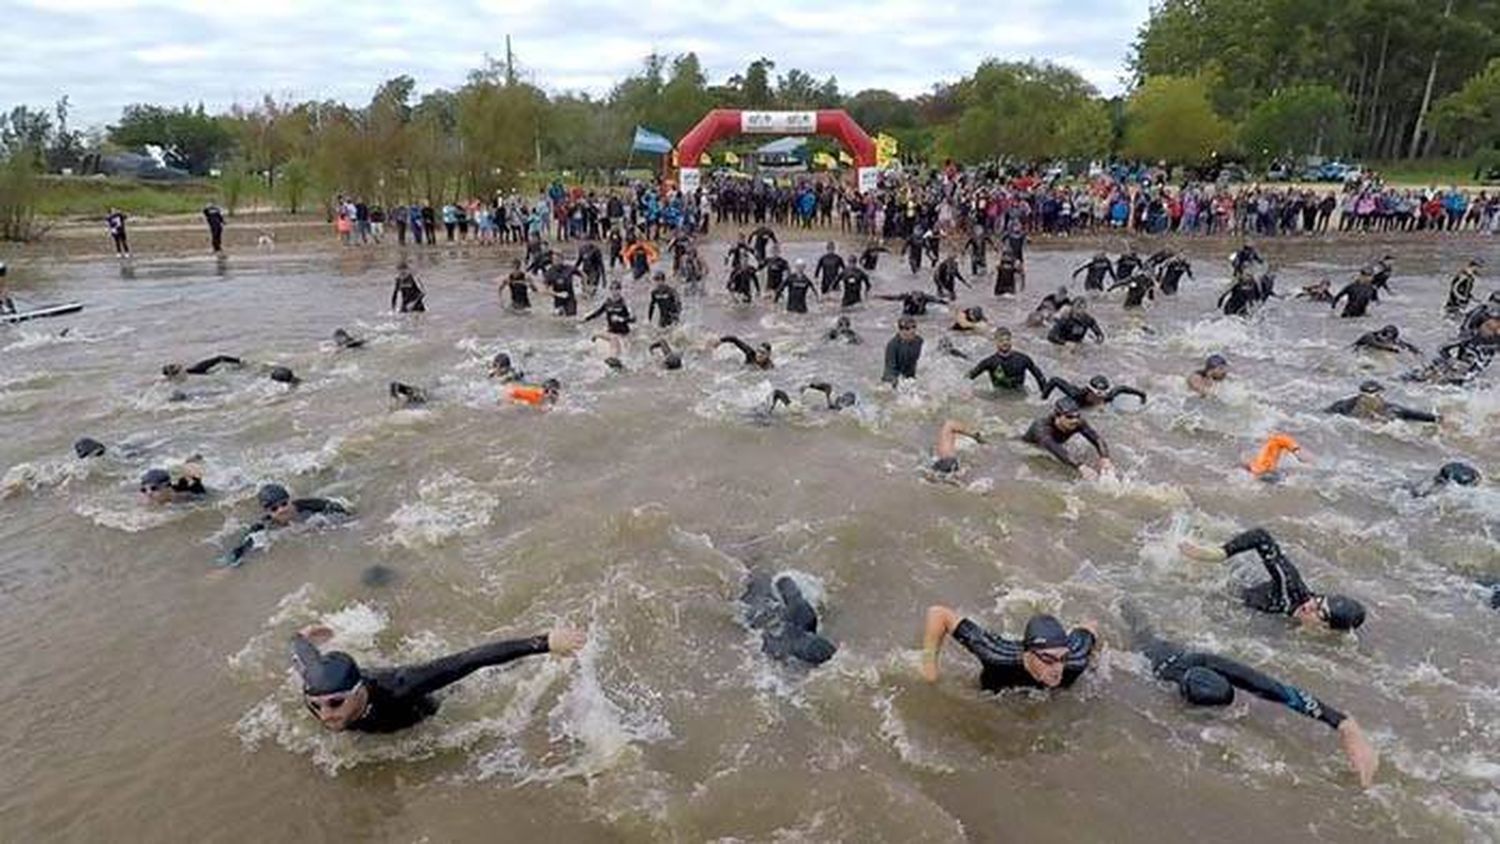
[32,175,274,220]
[1365,158,1492,187]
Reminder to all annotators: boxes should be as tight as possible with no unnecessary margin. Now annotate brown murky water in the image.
[2,232,1498,842]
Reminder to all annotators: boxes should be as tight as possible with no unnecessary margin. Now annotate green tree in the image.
[844,89,917,132]
[1431,57,1500,156]
[939,60,1111,162]
[1238,84,1352,162]
[279,158,310,213]
[1122,74,1234,164]
[219,160,248,215]
[109,104,234,174]
[0,147,40,240]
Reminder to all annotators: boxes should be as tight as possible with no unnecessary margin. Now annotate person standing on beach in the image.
[106,208,130,258]
[203,204,225,253]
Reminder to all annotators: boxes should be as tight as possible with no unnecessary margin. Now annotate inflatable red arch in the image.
[675,109,879,193]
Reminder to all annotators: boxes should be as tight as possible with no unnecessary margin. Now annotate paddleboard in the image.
[1,302,84,323]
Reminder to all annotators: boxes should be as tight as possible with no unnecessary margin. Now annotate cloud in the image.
[0,0,1150,126]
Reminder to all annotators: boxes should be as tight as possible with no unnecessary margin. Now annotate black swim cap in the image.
[1053,397,1082,416]
[663,353,683,370]
[1179,666,1234,706]
[835,315,851,329]
[1322,595,1366,631]
[1205,354,1228,370]
[1437,461,1480,486]
[258,483,291,509]
[73,437,106,459]
[605,357,624,371]
[291,637,362,696]
[1379,324,1398,336]
[140,468,171,490]
[1022,614,1070,651]
[270,366,300,385]
[162,364,184,378]
[1088,375,1111,392]
[1359,379,1384,394]
[788,633,837,665]
[834,391,857,409]
[542,378,561,392]
[968,306,986,322]
[492,352,512,369]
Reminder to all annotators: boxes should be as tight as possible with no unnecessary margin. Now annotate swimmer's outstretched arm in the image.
[920,605,962,682]
[1107,386,1147,404]
[381,628,585,699]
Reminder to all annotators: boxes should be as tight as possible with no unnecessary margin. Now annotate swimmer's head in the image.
[1021,614,1072,687]
[835,315,852,330]
[604,356,624,371]
[258,483,296,524]
[1178,666,1234,706]
[1088,375,1111,393]
[490,352,514,377]
[292,637,366,731]
[73,437,106,459]
[754,342,773,365]
[966,306,986,323]
[541,378,561,401]
[795,259,806,270]
[1377,324,1399,340]
[825,241,835,252]
[1358,379,1384,395]
[1056,286,1069,299]
[897,316,917,334]
[511,257,522,269]
[269,366,300,386]
[1436,461,1480,487]
[161,364,185,381]
[663,353,683,370]
[1070,297,1089,313]
[1301,595,1366,631]
[139,468,174,504]
[1203,354,1228,379]
[652,270,666,282]
[993,327,1013,351]
[1053,397,1083,430]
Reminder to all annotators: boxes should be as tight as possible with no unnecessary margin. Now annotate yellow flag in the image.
[876,133,899,167]
[724,151,740,165]
[699,153,711,165]
[813,152,837,169]
[837,150,853,166]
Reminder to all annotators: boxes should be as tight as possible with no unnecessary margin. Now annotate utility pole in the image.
[505,35,516,87]
[1409,0,1455,160]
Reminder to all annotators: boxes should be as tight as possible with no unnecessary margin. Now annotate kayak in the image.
[1,302,84,323]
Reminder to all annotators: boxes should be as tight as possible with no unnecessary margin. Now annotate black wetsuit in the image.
[1229,246,1262,276]
[1001,229,1026,262]
[741,572,836,666]
[859,244,887,271]
[815,252,846,296]
[505,271,533,310]
[1297,285,1334,304]
[583,298,634,335]
[967,350,1046,392]
[1022,414,1108,468]
[1222,529,1314,617]
[719,335,772,369]
[904,235,924,273]
[1446,271,1476,314]
[1041,378,1145,407]
[1126,610,1345,728]
[762,256,790,296]
[749,226,778,263]
[1047,311,1104,345]
[778,272,816,314]
[878,292,948,317]
[576,244,605,293]
[204,206,225,252]
[882,334,924,383]
[1115,252,1143,281]
[1368,260,1394,293]
[1110,274,1156,309]
[184,355,242,375]
[1073,256,1115,292]
[1325,393,1437,422]
[224,499,350,565]
[1331,280,1378,318]
[546,269,578,316]
[1353,330,1419,354]
[648,283,681,328]
[306,634,551,733]
[1157,257,1193,295]
[952,619,1095,692]
[726,242,756,271]
[1218,278,1263,317]
[392,273,426,312]
[993,254,1022,296]
[837,267,871,307]
[933,258,967,300]
[727,266,761,303]
[964,234,990,274]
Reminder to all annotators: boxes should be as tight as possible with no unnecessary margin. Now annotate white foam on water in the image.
[381,472,500,550]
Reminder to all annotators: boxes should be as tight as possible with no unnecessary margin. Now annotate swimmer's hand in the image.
[547,627,587,655]
[1178,540,1228,563]
[1078,464,1098,481]
[298,624,335,645]
[1097,457,1115,475]
[1338,719,1379,788]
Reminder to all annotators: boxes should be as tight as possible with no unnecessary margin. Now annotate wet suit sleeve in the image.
[185,355,242,374]
[719,336,756,364]
[582,302,608,322]
[1071,263,1088,279]
[1078,421,1109,459]
[1086,315,1105,342]
[1389,404,1438,423]
[1175,652,1346,729]
[391,279,400,310]
[1331,286,1351,310]
[1325,397,1358,415]
[1024,355,1047,391]
[1031,421,1080,468]
[221,520,270,567]
[966,354,1000,381]
[295,498,350,517]
[383,636,551,700]
[1222,528,1309,611]
[1106,386,1147,404]
[882,337,903,384]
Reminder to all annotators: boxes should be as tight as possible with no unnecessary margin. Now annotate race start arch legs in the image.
[675,109,879,194]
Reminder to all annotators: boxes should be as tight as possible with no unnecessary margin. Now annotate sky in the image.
[0,0,1152,128]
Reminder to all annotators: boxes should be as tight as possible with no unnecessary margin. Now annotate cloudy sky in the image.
[0,0,1150,128]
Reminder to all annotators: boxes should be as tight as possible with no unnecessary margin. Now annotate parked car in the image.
[1266,163,1294,181]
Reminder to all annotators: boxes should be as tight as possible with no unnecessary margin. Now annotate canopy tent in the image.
[755,136,808,156]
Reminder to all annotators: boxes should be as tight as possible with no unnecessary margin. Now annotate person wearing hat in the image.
[648,340,684,370]
[1107,270,1157,309]
[1023,397,1113,478]
[1460,289,1500,338]
[1353,324,1421,355]
[760,244,790,297]
[290,621,585,733]
[1178,527,1367,632]
[1046,298,1105,345]
[726,262,761,304]
[390,262,425,313]
[1041,373,1146,408]
[500,258,539,312]
[488,352,524,383]
[1156,252,1194,296]
[920,604,1098,691]
[882,316,924,384]
[138,459,208,506]
[1218,272,1265,317]
[218,483,352,566]
[931,253,970,301]
[1366,254,1396,293]
[814,242,846,296]
[966,327,1046,393]
[1187,353,1229,397]
[1445,259,1482,316]
[73,437,107,459]
[715,335,774,370]
[332,328,365,350]
[1325,380,1438,422]
[1121,602,1379,788]
[1026,286,1072,327]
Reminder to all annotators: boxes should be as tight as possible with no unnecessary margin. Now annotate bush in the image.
[0,152,40,241]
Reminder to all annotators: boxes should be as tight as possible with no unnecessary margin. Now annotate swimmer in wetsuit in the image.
[1353,324,1420,355]
[1297,279,1335,303]
[1407,461,1480,498]
[391,264,426,312]
[882,316,924,384]
[825,315,862,345]
[1229,241,1263,277]
[726,264,761,304]
[1041,374,1146,408]
[777,265,819,314]
[963,226,990,275]
[332,329,365,349]
[138,460,208,505]
[648,340,684,370]
[921,605,1098,691]
[290,623,586,733]
[801,382,857,410]
[814,242,845,295]
[1366,255,1395,293]
[501,258,539,311]
[928,418,985,477]
[1445,259,1482,316]
[1156,254,1194,296]
[74,437,107,459]
[1325,380,1438,423]
[488,352,523,383]
[647,272,681,328]
[1046,299,1105,345]
[1187,354,1229,397]
[1121,602,1378,787]
[219,483,352,566]
[834,260,871,308]
[162,356,243,380]
[993,251,1024,296]
[966,327,1046,393]
[716,335,774,370]
[1027,287,1072,327]
[583,289,634,335]
[876,291,949,317]
[950,305,988,333]
[1179,528,1367,631]
[761,245,790,297]
[859,242,888,271]
[1218,274,1264,317]
[932,255,970,301]
[543,263,579,316]
[1022,397,1113,478]
[1115,248,1143,281]
[740,571,837,666]
[388,381,428,406]
[748,225,778,263]
[1107,272,1156,309]
[1331,273,1379,318]
[1072,253,1115,292]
